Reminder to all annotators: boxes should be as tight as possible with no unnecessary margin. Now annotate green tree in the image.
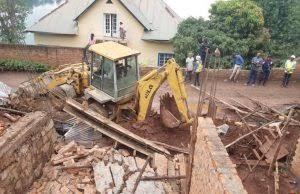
[172,0,268,68]
[210,0,265,38]
[253,0,300,64]
[0,0,30,43]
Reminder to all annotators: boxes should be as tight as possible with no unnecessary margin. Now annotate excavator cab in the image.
[85,42,140,104]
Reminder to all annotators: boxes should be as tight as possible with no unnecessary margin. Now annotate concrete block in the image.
[110,163,125,192]
[93,161,113,193]
[123,156,138,173]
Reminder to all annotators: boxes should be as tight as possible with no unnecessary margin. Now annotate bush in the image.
[0,59,50,72]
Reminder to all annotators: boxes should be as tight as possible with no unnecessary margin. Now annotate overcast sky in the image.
[164,0,216,19]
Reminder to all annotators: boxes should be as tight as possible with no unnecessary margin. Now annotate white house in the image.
[27,0,182,66]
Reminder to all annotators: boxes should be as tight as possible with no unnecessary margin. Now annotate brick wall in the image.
[0,112,57,194]
[190,117,247,194]
[0,44,84,68]
[291,137,300,177]
[140,67,293,81]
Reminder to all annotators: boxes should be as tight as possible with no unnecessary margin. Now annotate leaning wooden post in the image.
[132,156,151,193]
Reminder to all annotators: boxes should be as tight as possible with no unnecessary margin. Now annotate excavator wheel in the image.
[160,93,182,129]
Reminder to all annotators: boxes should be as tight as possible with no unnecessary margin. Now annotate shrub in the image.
[0,59,50,72]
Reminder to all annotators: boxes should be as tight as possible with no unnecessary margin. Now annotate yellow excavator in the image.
[23,41,192,128]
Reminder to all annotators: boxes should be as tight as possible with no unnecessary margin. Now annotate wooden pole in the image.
[238,94,300,125]
[132,156,151,193]
[225,121,275,149]
[268,109,294,175]
[0,107,27,115]
[141,175,186,181]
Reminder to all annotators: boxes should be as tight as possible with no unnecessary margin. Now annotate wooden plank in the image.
[232,159,285,167]
[141,175,186,181]
[64,99,170,156]
[167,159,180,193]
[151,140,189,154]
[64,105,154,157]
[177,154,187,194]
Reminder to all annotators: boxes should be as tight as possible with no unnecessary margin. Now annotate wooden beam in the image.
[0,107,27,115]
[225,121,275,149]
[141,175,186,181]
[232,159,285,167]
[132,156,151,193]
[151,140,189,154]
[64,99,170,157]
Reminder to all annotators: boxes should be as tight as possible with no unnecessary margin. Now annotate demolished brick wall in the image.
[291,137,300,177]
[190,117,247,194]
[0,111,57,194]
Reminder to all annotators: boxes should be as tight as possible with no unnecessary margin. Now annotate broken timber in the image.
[64,98,170,157]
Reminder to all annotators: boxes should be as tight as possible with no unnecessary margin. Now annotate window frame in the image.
[158,53,174,66]
[103,13,118,37]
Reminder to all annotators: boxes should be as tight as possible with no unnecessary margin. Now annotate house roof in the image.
[89,41,140,61]
[27,0,181,41]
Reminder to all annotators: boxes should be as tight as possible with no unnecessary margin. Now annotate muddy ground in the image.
[1,72,300,193]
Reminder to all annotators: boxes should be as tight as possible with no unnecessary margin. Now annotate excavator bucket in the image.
[160,93,182,129]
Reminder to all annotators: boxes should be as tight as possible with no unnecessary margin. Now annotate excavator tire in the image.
[160,93,181,129]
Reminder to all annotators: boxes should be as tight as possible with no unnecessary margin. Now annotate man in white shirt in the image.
[185,52,194,82]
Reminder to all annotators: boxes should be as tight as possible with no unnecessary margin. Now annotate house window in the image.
[104,13,117,37]
[158,53,174,66]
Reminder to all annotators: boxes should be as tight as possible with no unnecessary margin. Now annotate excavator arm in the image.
[135,59,193,128]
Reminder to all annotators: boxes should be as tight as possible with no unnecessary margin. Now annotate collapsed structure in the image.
[0,42,299,194]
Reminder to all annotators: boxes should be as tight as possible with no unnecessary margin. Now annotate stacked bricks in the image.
[0,43,84,68]
[291,137,300,177]
[190,117,247,194]
[0,111,57,194]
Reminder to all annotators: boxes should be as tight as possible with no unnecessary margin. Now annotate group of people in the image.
[186,49,297,88]
[229,53,297,87]
[185,53,203,86]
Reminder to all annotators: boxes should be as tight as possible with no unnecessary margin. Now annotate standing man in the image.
[193,55,203,86]
[119,22,127,40]
[229,53,244,82]
[185,52,194,83]
[199,38,210,67]
[282,55,297,87]
[259,56,273,86]
[246,53,263,86]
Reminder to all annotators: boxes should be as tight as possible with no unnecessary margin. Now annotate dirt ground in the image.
[1,71,300,193]
[0,72,37,88]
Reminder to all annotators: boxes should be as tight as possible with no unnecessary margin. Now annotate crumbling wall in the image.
[190,117,247,194]
[0,111,57,194]
[292,137,300,177]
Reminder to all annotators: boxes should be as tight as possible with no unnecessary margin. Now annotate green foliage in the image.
[172,0,299,69]
[172,0,269,69]
[0,59,50,72]
[0,0,30,43]
[252,0,300,66]
[210,0,265,38]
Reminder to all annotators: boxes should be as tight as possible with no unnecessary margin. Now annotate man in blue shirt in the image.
[246,53,264,86]
[229,53,244,82]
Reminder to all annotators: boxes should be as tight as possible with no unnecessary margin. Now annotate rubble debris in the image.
[27,140,180,194]
[217,123,229,135]
[64,98,170,156]
[0,81,11,105]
